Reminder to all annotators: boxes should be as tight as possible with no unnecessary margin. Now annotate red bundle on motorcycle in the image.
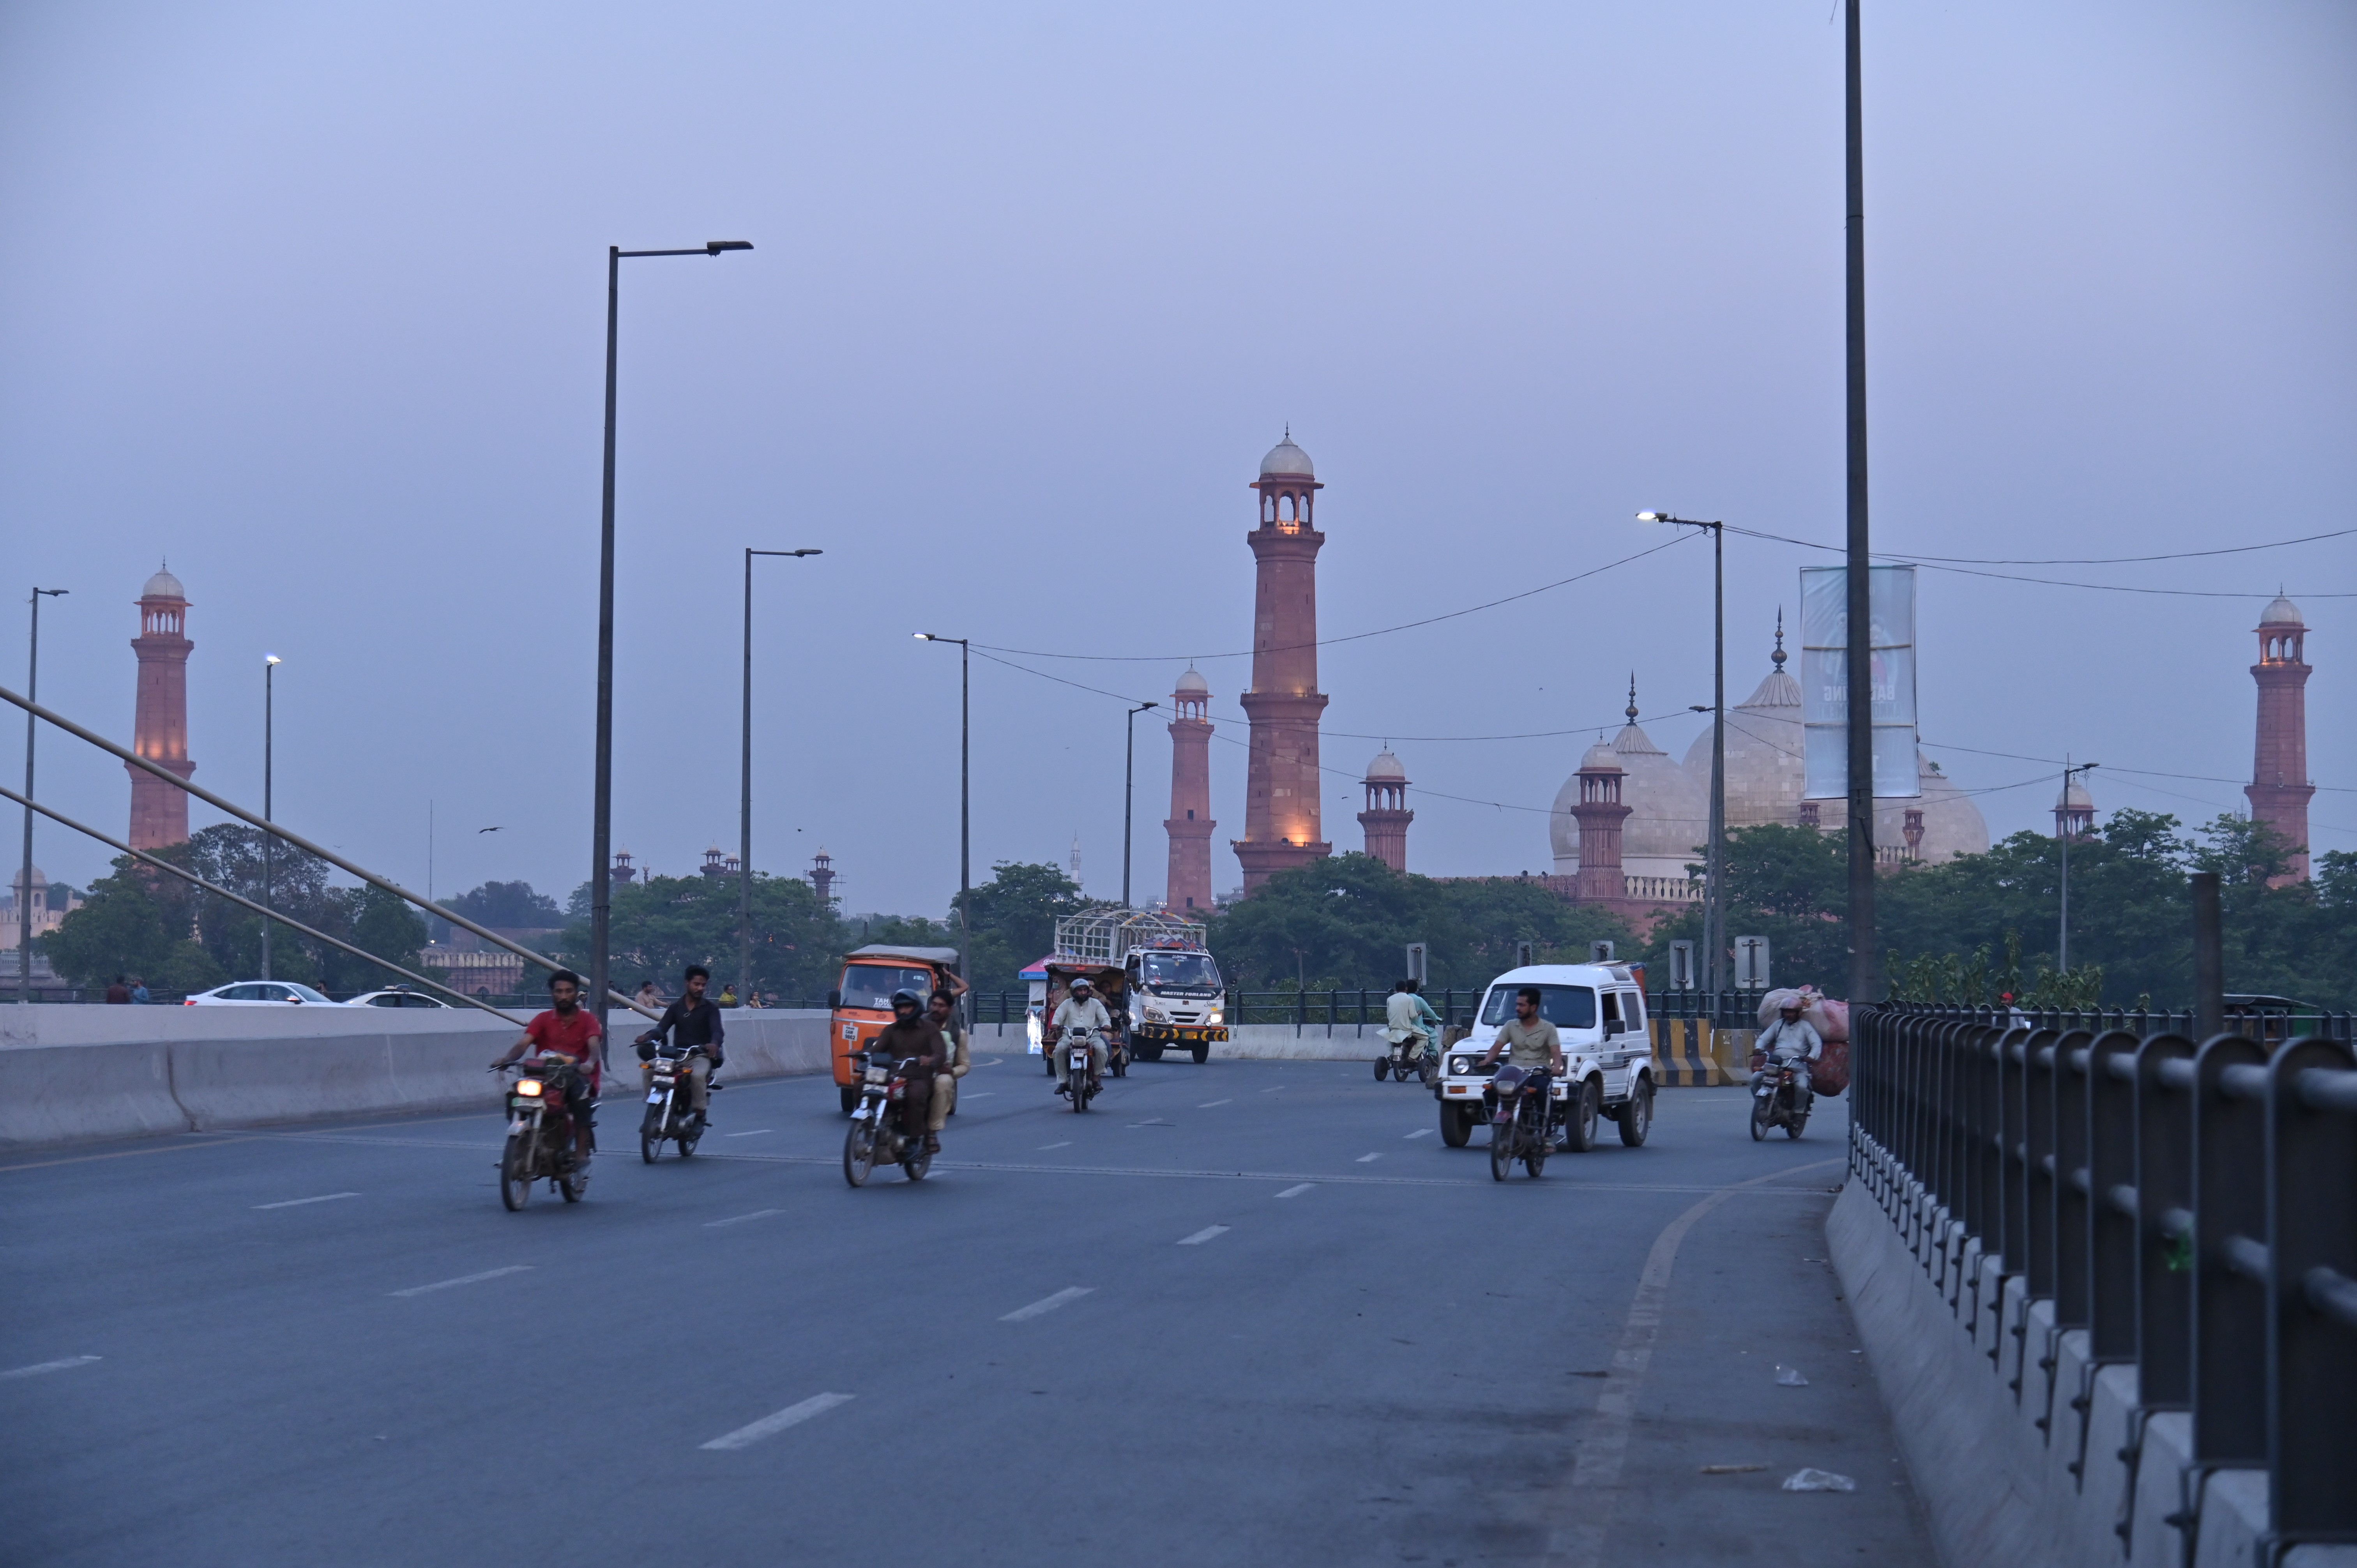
[1754,990,1850,1097]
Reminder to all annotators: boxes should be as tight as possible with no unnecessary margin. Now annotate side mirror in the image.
[1603,1018,1624,1038]
[826,989,842,1010]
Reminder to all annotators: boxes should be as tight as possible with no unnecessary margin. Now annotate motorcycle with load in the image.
[639,1044,721,1162]
[843,1044,933,1186]
[1485,1063,1555,1181]
[496,1059,593,1210]
[1749,1048,1811,1141]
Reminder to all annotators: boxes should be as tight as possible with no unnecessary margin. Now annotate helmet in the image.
[890,988,923,1010]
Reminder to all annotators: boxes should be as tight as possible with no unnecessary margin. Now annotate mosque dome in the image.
[2260,595,2304,627]
[1364,749,1407,782]
[141,563,186,600]
[1684,648,1809,832]
[1578,739,1621,772]
[2056,777,2095,810]
[1881,756,1991,862]
[1174,667,1210,696]
[1259,438,1314,479]
[1553,701,1709,881]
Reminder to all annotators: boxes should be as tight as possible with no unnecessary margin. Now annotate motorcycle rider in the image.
[872,988,948,1152]
[1049,975,1111,1099]
[925,978,971,1146]
[1408,980,1445,1044]
[1754,999,1823,1116]
[1475,986,1569,1144]
[1383,978,1431,1070]
[633,963,726,1123]
[491,969,604,1169]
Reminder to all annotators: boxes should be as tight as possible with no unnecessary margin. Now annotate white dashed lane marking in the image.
[723,1130,774,1138]
[700,1393,855,1451]
[1356,1154,1382,1163]
[1275,1183,1316,1199]
[1405,1129,1435,1139]
[388,1266,532,1298]
[706,1210,783,1227]
[1197,1099,1232,1108]
[253,1192,360,1210]
[1037,1142,1071,1150]
[1177,1226,1230,1246]
[1,1356,101,1380]
[1001,1287,1094,1322]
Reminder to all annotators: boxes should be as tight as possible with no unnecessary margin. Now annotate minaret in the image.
[1570,741,1631,904]
[1233,432,1332,892]
[127,564,195,849]
[2247,595,2315,883]
[1357,749,1412,872]
[1163,668,1216,911]
[2052,780,2094,842]
[809,847,836,907]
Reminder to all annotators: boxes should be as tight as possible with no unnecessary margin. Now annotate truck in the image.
[1048,908,1228,1065]
[1431,961,1655,1151]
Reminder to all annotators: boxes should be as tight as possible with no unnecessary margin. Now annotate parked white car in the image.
[1433,963,1654,1151]
[183,981,341,1006]
[346,988,450,1009]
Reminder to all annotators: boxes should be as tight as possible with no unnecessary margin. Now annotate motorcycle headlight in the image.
[514,1079,544,1097]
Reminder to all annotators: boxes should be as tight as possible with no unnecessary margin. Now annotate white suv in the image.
[1433,963,1654,1151]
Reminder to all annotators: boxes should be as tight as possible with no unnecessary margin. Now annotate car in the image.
[1432,962,1655,1151]
[346,988,451,1009]
[183,980,341,1006]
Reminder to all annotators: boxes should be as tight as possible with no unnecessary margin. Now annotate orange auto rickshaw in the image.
[828,945,961,1114]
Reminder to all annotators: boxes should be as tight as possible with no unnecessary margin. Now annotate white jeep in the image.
[1433,964,1655,1151]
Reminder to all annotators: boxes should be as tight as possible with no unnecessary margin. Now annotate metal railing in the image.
[1850,1005,2357,1550]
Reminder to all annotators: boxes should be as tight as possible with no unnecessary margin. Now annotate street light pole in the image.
[1123,701,1158,907]
[588,239,752,1044]
[740,547,821,1005]
[1843,0,1880,1007]
[1640,514,1725,998]
[261,653,280,981]
[915,635,971,998]
[18,587,65,1002]
[2058,758,2099,973]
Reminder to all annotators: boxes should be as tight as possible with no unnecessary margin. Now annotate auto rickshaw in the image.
[1039,961,1130,1078]
[827,944,961,1115]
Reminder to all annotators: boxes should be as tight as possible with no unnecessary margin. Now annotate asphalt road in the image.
[1,1055,1934,1567]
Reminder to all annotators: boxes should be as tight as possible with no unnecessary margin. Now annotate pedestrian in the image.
[104,974,131,1005]
[716,982,739,1007]
[129,976,152,1005]
[633,978,661,1011]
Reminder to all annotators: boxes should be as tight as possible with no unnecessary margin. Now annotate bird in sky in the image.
[478,826,503,834]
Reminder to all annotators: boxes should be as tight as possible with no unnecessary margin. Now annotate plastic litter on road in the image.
[1781,1468,1856,1492]
[1774,1365,1809,1386]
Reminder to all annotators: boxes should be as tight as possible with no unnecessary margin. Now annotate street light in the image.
[914,634,970,998]
[588,239,753,1042]
[1641,512,1726,999]
[739,547,822,1005]
[1123,701,1158,907]
[2058,758,2099,974]
[261,653,281,981]
[17,587,65,1002]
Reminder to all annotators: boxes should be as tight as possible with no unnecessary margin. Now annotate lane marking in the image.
[1541,1157,1842,1568]
[1001,1287,1094,1322]
[1276,1183,1316,1199]
[723,1130,774,1138]
[1177,1226,1230,1246]
[700,1392,855,1451]
[0,1135,266,1174]
[1037,1142,1071,1150]
[253,1192,360,1210]
[1356,1154,1382,1163]
[1,1355,101,1380]
[389,1265,532,1298]
[705,1209,784,1227]
[1259,1086,1286,1094]
[1197,1099,1232,1108]
[1405,1128,1435,1139]
[963,1092,995,1100]
[1127,1118,1171,1128]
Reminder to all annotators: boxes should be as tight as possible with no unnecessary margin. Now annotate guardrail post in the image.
[2191,1033,2269,1469]
[2133,1034,2197,1413]
[2266,1037,2357,1543]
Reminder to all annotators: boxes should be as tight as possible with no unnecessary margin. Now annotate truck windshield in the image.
[1138,952,1219,989]
[1479,985,1596,1030]
[837,966,935,1010]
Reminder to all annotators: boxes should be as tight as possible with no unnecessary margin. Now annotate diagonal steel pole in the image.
[0,780,527,1025]
[0,683,657,1020]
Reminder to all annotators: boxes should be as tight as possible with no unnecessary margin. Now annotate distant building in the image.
[2247,595,2314,884]
[1357,749,1412,872]
[129,564,195,849]
[1163,669,1217,911]
[2,866,82,957]
[810,847,837,907]
[2054,777,2096,841]
[418,924,565,999]
[1233,434,1333,892]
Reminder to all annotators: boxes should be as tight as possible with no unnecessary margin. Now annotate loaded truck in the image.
[1048,908,1228,1065]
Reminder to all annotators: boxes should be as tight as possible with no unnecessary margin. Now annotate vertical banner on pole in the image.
[1801,564,1920,800]
[1404,943,1427,985]
[1668,939,1695,991]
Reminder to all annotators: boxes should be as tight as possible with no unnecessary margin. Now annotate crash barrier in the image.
[1651,1017,1731,1086]
[0,1009,830,1149]
[1837,1005,2357,1565]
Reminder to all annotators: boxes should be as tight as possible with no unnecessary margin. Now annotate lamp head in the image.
[1636,512,1666,523]
[914,632,933,641]
[705,240,753,254]
[265,654,281,667]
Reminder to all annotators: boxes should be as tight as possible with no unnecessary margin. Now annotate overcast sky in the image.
[3,0,2351,918]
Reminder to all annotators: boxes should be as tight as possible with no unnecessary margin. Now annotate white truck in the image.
[1048,908,1228,1065]
[1432,962,1654,1150]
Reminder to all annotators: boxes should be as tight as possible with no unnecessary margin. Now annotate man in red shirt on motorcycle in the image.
[491,969,604,1170]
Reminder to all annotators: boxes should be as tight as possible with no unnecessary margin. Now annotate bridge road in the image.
[1,1058,1933,1566]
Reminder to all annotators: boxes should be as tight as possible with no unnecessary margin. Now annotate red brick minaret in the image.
[1233,434,1332,892]
[1162,668,1217,911]
[1570,741,1631,904]
[1357,749,1411,872]
[128,564,195,849]
[2247,595,2314,884]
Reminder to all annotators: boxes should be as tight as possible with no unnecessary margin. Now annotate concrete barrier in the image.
[1827,1180,2357,1568]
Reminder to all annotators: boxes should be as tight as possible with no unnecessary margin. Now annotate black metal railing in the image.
[1850,1005,2357,1549]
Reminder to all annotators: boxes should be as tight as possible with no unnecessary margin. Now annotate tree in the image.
[952,861,1088,991]
[325,886,430,992]
[558,872,845,1002]
[446,880,562,927]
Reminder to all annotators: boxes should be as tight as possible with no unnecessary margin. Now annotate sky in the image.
[2,0,2351,919]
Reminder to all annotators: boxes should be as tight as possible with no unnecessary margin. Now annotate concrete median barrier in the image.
[0,1040,189,1148]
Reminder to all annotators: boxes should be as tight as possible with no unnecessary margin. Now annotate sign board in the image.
[1516,940,1535,969]
[1404,943,1427,985]
[1589,940,1616,964]
[1800,564,1921,800]
[1733,935,1772,991]
[1668,940,1696,991]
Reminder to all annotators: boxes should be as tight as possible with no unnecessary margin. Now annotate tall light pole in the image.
[588,239,752,1042]
[1123,701,1158,907]
[914,634,970,997]
[739,546,822,1004]
[261,653,280,981]
[1843,0,1879,1006]
[2058,758,2099,973]
[18,587,65,1002]
[1640,514,1725,996]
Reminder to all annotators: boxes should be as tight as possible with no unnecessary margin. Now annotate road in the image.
[2,1054,1933,1566]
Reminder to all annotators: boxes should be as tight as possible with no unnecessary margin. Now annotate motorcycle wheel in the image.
[640,1109,664,1164]
[1786,1109,1809,1141]
[560,1166,586,1202]
[677,1126,701,1158]
[1524,1125,1549,1179]
[839,1085,860,1115]
[1112,1048,1128,1079]
[1372,1057,1390,1081]
[499,1134,533,1211]
[843,1119,877,1187]
[1417,1052,1436,1086]
[1564,1078,1601,1153]
[903,1142,931,1181]
[1489,1119,1514,1182]
[1072,1075,1090,1113]
[1617,1076,1654,1148]
[1750,1095,1772,1142]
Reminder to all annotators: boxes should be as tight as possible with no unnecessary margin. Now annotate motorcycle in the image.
[1057,1026,1102,1112]
[1749,1050,1811,1141]
[1484,1063,1553,1181]
[496,1059,593,1210]
[639,1045,721,1163]
[1372,1032,1435,1084]
[843,1046,933,1187]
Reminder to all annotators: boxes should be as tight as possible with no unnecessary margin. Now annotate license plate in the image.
[647,1090,664,1104]
[866,1069,887,1084]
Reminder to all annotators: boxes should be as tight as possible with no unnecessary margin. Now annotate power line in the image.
[1719,523,2353,599]
[1726,521,2355,567]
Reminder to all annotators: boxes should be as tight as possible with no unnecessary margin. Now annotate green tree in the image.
[559,872,846,1003]
[951,861,1088,991]
[42,863,176,986]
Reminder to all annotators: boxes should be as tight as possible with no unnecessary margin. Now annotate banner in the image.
[1800,564,1920,800]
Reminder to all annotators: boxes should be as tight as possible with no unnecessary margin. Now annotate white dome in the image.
[2057,777,2095,810]
[2260,595,2304,627]
[141,564,185,599]
[1174,667,1210,696]
[1364,749,1406,782]
[1553,718,1709,880]
[1578,739,1621,772]
[1259,438,1314,479]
